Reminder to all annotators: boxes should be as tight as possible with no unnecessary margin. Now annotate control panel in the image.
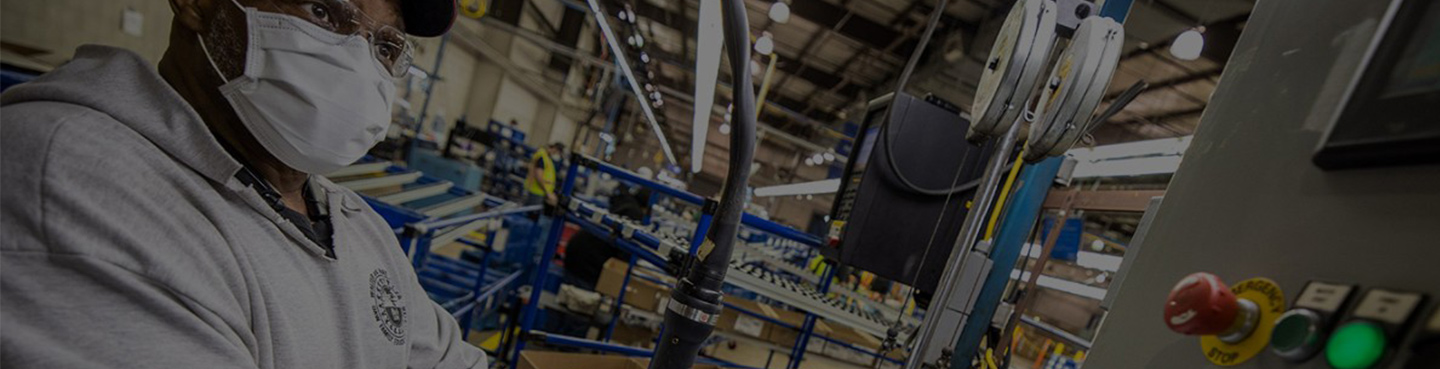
[1082,0,1440,368]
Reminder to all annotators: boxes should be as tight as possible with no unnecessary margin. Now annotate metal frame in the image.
[335,171,423,191]
[530,332,764,369]
[510,154,903,368]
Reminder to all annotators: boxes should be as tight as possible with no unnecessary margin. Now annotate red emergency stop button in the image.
[1166,272,1242,336]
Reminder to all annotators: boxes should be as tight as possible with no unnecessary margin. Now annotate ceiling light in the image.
[754,179,841,197]
[640,52,651,63]
[769,1,791,24]
[811,153,824,163]
[719,123,731,135]
[617,10,628,22]
[1169,28,1204,61]
[691,0,724,174]
[805,194,813,200]
[823,152,835,162]
[754,33,775,55]
[804,158,815,166]
[751,59,763,76]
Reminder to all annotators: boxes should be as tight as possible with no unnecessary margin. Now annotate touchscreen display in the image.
[1382,0,1440,98]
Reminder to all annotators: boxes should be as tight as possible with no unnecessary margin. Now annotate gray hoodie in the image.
[0,45,487,368]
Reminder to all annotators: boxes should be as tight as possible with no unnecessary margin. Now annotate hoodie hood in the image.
[1,45,241,185]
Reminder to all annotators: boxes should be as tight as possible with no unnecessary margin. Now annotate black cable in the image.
[694,0,756,276]
[876,0,981,197]
[649,0,756,367]
[1090,80,1147,129]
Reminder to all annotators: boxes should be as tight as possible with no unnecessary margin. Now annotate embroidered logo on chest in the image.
[369,269,407,345]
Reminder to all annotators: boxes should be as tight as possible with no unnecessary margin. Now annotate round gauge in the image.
[1026,16,1124,162]
[969,0,1057,140]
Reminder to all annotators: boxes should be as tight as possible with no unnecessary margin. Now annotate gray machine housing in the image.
[1085,0,1440,368]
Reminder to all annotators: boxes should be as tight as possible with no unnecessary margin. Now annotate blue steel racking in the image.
[509,154,910,368]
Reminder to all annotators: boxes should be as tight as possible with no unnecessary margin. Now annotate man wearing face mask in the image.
[0,0,487,368]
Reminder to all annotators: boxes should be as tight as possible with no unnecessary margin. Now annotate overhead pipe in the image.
[585,0,678,166]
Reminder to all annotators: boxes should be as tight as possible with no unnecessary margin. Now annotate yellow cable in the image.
[755,53,779,119]
[985,348,999,369]
[984,149,1027,240]
[459,0,487,19]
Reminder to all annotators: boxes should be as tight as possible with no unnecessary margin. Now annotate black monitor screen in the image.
[1314,0,1440,170]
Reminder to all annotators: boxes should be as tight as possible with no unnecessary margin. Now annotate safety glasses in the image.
[259,0,416,78]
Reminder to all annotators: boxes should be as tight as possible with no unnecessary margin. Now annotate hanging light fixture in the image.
[640,52,651,63]
[754,32,775,55]
[719,123,731,135]
[769,1,791,24]
[1169,27,1205,61]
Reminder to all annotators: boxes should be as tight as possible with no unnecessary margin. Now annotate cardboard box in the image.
[823,322,882,351]
[820,322,907,361]
[595,258,674,313]
[713,296,812,348]
[518,351,719,369]
[610,323,656,348]
[761,307,809,347]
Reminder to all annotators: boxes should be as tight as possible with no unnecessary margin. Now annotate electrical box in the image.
[827,93,995,295]
[1084,1,1440,368]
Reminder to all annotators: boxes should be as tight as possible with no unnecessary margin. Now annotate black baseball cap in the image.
[401,0,458,37]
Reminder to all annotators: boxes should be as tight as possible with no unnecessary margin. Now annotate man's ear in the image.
[169,0,207,33]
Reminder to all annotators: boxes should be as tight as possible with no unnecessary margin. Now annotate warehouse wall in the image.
[0,0,478,135]
[404,35,480,141]
[1,0,589,153]
[2,0,173,66]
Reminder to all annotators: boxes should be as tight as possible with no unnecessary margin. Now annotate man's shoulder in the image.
[2,100,156,169]
[2,100,224,245]
[2,101,242,286]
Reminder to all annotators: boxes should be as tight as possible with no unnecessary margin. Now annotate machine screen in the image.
[1313,0,1440,170]
[1381,1,1440,98]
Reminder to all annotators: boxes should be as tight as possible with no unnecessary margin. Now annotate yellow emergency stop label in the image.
[1199,278,1286,366]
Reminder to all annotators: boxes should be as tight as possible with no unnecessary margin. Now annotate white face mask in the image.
[200,1,396,174]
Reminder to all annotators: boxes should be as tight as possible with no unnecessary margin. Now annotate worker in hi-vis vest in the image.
[525,142,565,206]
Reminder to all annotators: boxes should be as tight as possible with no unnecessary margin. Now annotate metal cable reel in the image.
[1025,16,1124,162]
[968,0,1058,141]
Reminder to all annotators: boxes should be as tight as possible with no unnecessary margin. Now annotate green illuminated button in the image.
[1270,309,1322,361]
[1326,321,1387,369]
